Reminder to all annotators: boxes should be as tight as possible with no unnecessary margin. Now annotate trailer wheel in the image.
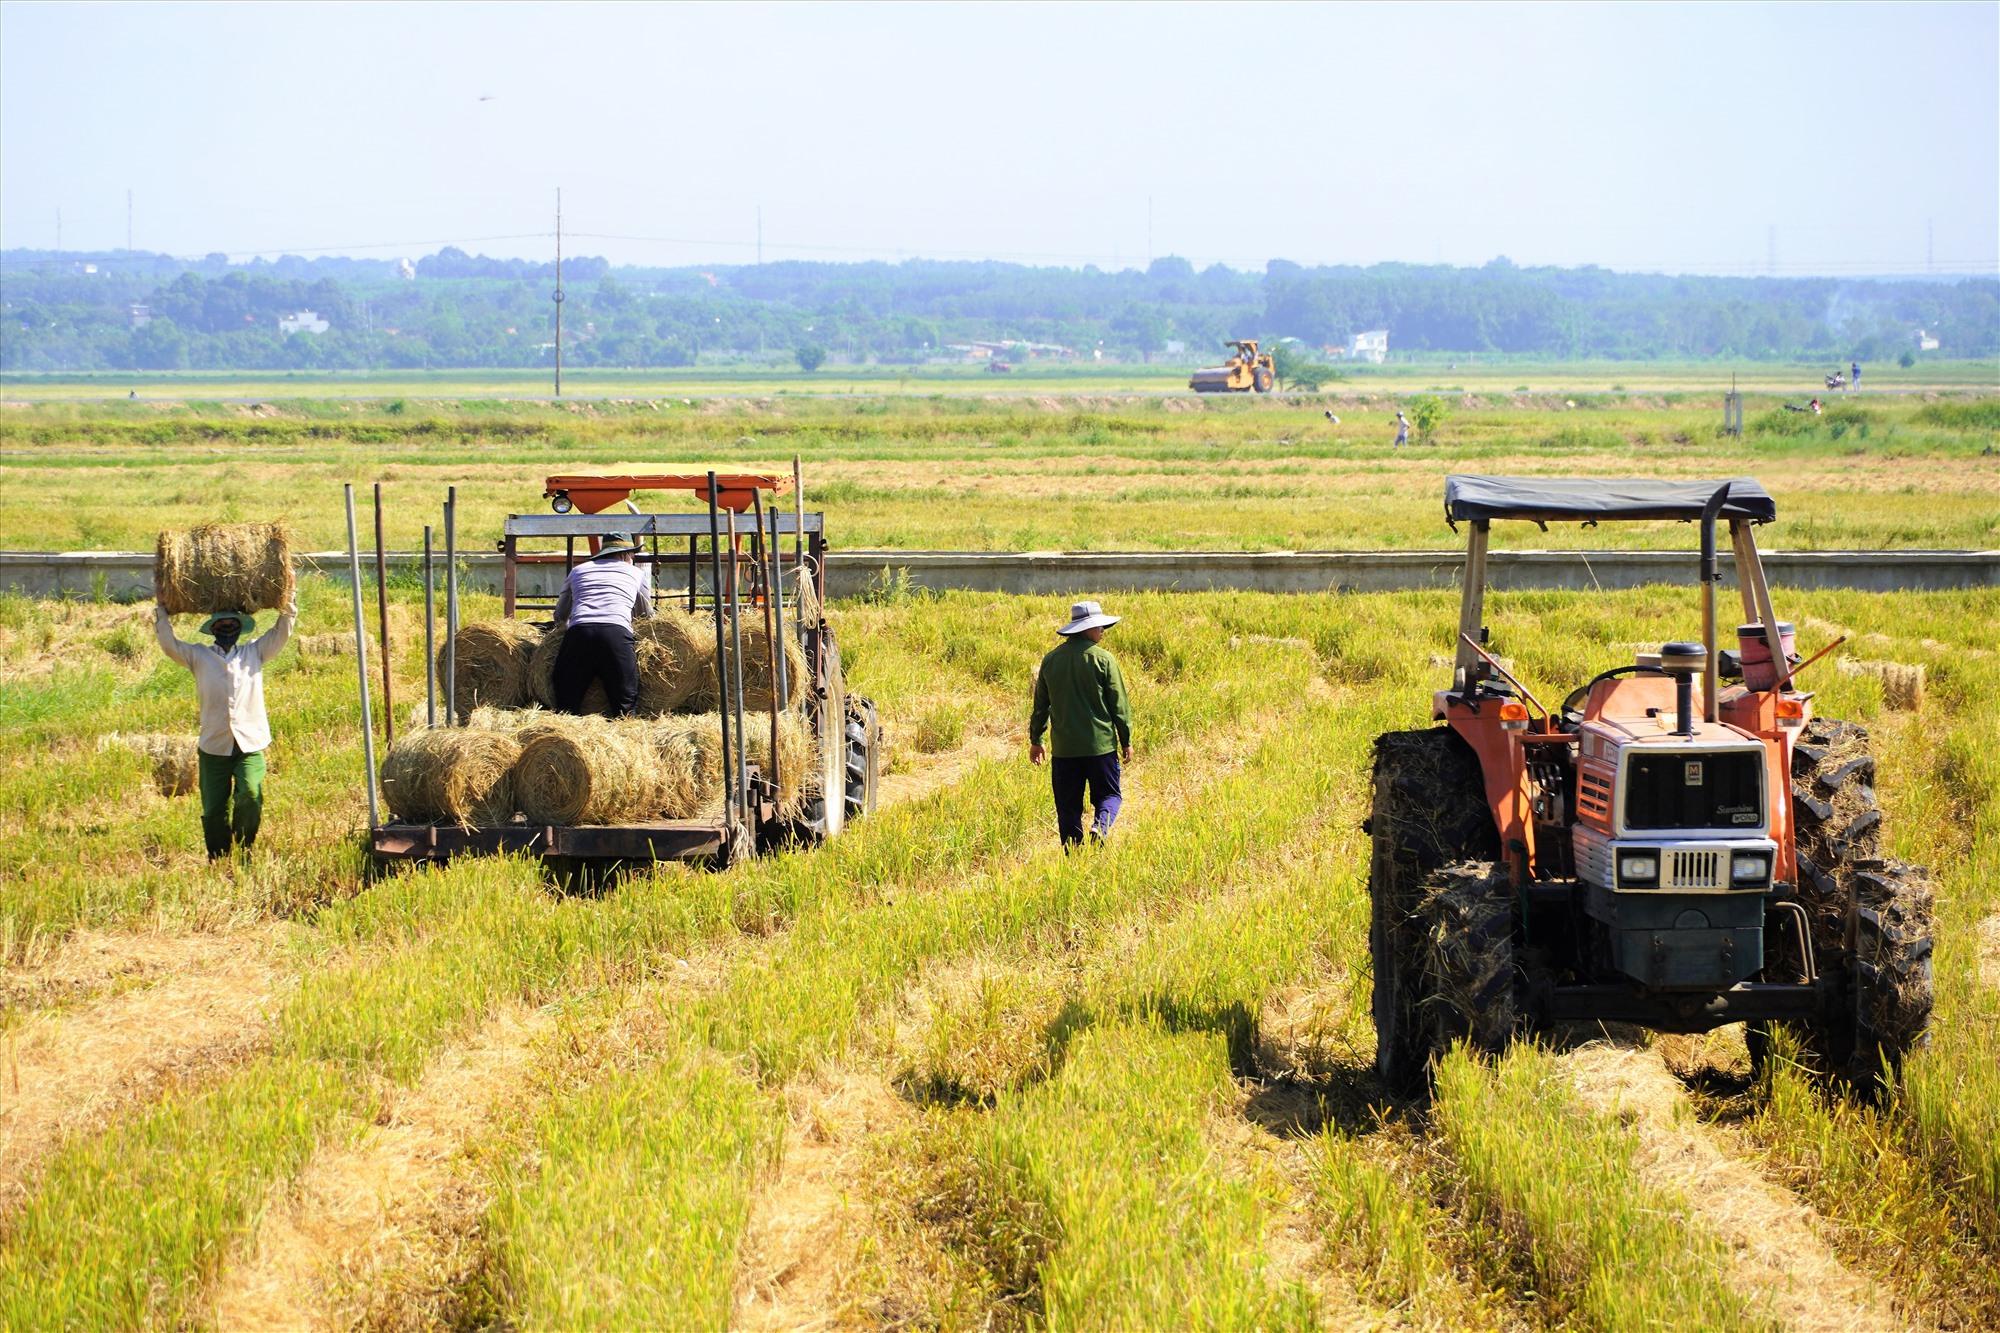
[1367,728,1501,1096]
[844,697,881,820]
[1424,861,1518,1055]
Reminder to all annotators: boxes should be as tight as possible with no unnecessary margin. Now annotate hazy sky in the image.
[2,1,1995,275]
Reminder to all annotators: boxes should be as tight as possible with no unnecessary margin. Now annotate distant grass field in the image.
[2,580,1995,1327]
[2,392,1996,555]
[1,357,1993,401]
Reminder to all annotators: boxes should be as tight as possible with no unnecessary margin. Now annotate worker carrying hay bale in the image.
[446,620,544,719]
[154,522,294,616]
[379,727,522,825]
[98,732,199,797]
[530,608,714,717]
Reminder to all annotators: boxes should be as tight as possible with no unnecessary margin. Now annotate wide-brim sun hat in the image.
[595,532,643,558]
[200,610,256,635]
[1057,600,1120,635]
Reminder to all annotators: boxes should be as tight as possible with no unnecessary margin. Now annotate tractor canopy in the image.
[1443,475,1776,526]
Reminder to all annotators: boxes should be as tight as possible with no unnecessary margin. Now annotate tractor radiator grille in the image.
[1665,849,1723,889]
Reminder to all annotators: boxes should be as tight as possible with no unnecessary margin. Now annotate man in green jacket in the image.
[1029,600,1134,847]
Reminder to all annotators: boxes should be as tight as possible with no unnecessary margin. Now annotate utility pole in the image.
[553,187,564,398]
[55,208,62,253]
[126,190,133,252]
[1927,218,1934,273]
[1146,195,1153,266]
[757,205,763,265]
[1766,224,1777,276]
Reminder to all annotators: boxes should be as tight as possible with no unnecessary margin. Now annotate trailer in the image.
[351,466,882,872]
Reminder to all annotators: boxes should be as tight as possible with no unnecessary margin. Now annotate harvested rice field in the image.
[3,567,1997,1328]
[2,393,1997,555]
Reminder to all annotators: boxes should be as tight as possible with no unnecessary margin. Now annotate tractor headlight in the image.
[550,492,573,515]
[1618,852,1659,887]
[1731,851,1772,886]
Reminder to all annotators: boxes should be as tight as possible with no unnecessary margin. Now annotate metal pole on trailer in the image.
[422,525,437,728]
[705,473,739,838]
[724,505,752,823]
[344,485,380,828]
[766,499,789,707]
[373,482,396,746]
[792,455,805,595]
[444,486,458,725]
[751,489,782,806]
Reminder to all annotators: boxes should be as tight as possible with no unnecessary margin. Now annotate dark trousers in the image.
[198,746,265,859]
[1051,752,1122,846]
[553,621,640,717]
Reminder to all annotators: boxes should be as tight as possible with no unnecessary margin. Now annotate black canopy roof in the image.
[1443,475,1777,525]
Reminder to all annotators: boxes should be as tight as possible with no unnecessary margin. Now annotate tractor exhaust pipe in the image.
[1660,641,1707,737]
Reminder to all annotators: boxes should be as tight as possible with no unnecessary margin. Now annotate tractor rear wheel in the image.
[1253,367,1274,393]
[1424,861,1518,1055]
[1367,728,1501,1096]
[1777,718,1936,1087]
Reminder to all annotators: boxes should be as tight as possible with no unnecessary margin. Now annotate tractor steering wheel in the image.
[1561,664,1664,723]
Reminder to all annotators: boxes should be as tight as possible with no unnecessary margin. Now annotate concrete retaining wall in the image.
[3,547,1994,603]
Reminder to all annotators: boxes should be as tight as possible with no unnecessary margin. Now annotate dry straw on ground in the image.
[154,522,293,616]
[527,609,714,716]
[378,727,521,825]
[97,732,198,796]
[446,620,543,718]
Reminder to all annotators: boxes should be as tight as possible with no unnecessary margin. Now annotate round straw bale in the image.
[513,714,667,825]
[445,620,543,719]
[687,617,809,713]
[154,522,294,616]
[378,728,520,825]
[293,631,355,658]
[99,732,199,797]
[528,609,714,716]
[652,709,819,820]
[464,703,549,734]
[650,714,727,818]
[1837,658,1928,712]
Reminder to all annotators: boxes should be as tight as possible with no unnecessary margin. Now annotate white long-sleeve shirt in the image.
[154,605,295,756]
[554,559,654,629]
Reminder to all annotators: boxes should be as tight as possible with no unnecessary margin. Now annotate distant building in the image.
[278,310,330,335]
[1347,329,1389,364]
[396,258,416,280]
[1163,339,1187,356]
[127,303,151,329]
[1914,328,1940,351]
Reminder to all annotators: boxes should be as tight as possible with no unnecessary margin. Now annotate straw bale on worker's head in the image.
[528,608,714,717]
[154,522,294,616]
[379,727,521,826]
[446,620,543,719]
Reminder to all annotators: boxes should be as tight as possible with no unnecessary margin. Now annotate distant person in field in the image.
[154,596,297,860]
[1851,360,1861,391]
[1811,397,1823,415]
[1394,410,1410,447]
[1029,601,1134,848]
[551,532,654,717]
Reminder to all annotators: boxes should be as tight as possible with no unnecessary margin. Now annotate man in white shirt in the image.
[154,599,296,859]
[551,533,654,717]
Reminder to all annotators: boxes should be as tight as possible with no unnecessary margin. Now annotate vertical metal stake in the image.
[445,487,458,725]
[751,489,782,806]
[423,524,437,728]
[767,501,789,707]
[705,474,738,837]
[373,482,395,745]
[344,485,380,828]
[725,505,751,823]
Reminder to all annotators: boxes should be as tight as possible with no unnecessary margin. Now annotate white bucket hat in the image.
[1057,600,1120,635]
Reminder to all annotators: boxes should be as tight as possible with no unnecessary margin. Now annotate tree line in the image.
[1,247,1992,372]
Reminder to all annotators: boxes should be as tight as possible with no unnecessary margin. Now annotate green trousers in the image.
[198,747,265,859]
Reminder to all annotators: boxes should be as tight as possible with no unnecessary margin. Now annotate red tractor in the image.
[1369,476,1934,1093]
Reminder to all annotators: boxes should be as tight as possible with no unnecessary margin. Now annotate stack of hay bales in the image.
[378,727,522,825]
[688,616,809,712]
[154,523,293,615]
[445,620,544,719]
[99,732,199,797]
